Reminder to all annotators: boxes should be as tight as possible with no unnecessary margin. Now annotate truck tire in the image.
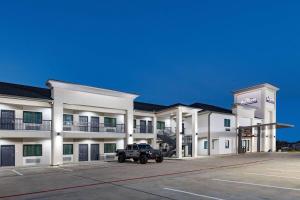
[133,158,139,162]
[118,153,126,163]
[139,154,148,164]
[155,156,163,163]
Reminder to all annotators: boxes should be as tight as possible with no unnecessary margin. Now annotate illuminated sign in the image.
[241,97,258,105]
[266,96,275,104]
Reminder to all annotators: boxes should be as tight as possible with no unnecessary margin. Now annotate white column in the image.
[51,100,63,166]
[176,107,182,158]
[126,109,134,145]
[192,110,198,158]
[152,116,157,148]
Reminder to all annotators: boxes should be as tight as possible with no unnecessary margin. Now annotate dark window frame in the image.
[157,121,165,130]
[63,114,73,125]
[204,141,208,149]
[63,144,73,155]
[23,111,42,124]
[225,140,230,149]
[224,119,231,127]
[104,117,117,127]
[104,143,117,153]
[23,144,42,157]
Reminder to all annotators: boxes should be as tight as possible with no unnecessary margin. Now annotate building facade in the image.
[0,80,279,167]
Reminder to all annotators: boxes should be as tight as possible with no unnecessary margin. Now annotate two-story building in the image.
[0,80,290,167]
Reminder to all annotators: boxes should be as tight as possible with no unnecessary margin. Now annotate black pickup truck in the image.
[116,143,163,164]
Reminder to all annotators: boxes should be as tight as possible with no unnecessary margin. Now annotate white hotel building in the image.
[0,80,291,167]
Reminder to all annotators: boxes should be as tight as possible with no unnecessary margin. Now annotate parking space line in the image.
[164,188,226,200]
[11,169,23,176]
[58,168,73,172]
[212,178,300,192]
[246,172,300,180]
[267,168,300,173]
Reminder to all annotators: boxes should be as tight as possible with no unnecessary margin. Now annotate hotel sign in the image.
[266,96,275,104]
[241,97,258,105]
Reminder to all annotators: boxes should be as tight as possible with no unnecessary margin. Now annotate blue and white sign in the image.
[241,97,258,105]
[266,96,275,104]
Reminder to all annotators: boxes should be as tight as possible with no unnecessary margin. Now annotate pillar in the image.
[152,116,157,148]
[126,109,134,145]
[192,109,198,158]
[176,107,183,158]
[51,100,63,166]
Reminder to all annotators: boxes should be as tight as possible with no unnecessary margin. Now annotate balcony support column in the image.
[51,100,63,166]
[126,109,134,145]
[152,116,157,148]
[192,109,198,158]
[176,107,183,158]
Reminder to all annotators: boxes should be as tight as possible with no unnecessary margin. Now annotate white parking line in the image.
[59,168,73,172]
[11,169,23,176]
[246,172,300,180]
[212,178,300,192]
[164,188,226,200]
[267,168,300,173]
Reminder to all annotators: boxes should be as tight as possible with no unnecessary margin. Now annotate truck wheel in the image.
[155,156,163,163]
[139,155,148,164]
[133,158,139,162]
[118,154,126,163]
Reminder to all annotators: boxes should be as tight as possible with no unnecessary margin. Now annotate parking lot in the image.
[0,153,300,200]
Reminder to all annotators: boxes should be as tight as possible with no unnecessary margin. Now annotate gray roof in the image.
[134,101,232,114]
[0,81,52,100]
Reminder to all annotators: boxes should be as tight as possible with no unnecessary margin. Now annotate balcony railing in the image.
[63,122,125,133]
[0,118,52,131]
[157,127,173,135]
[134,125,153,134]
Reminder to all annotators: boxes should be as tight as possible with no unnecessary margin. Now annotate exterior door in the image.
[91,144,99,160]
[140,120,146,133]
[79,144,88,161]
[1,145,15,166]
[91,117,100,132]
[242,140,250,152]
[1,110,15,130]
[147,121,153,133]
[79,116,88,132]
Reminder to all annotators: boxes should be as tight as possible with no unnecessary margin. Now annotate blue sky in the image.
[0,1,299,141]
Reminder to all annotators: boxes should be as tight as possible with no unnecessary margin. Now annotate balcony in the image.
[0,118,52,131]
[134,125,153,134]
[63,122,125,133]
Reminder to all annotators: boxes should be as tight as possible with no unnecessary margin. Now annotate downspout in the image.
[208,112,213,156]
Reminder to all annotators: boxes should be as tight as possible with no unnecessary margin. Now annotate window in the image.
[63,114,73,126]
[63,144,73,155]
[224,119,231,127]
[204,141,208,149]
[23,144,42,157]
[104,117,116,127]
[132,144,138,150]
[138,144,152,150]
[23,111,42,124]
[104,143,116,153]
[133,119,136,128]
[157,121,165,130]
[225,140,230,149]
[79,116,88,132]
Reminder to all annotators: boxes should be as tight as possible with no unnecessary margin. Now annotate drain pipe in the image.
[208,112,213,156]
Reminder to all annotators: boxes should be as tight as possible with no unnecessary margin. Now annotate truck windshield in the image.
[138,144,152,150]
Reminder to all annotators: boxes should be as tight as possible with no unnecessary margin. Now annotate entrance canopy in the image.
[237,122,294,138]
[238,123,294,130]
[237,122,294,153]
